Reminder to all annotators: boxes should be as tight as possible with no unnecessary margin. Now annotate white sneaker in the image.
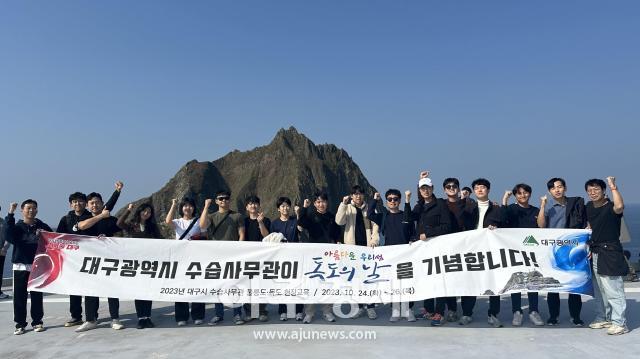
[0,293,10,299]
[406,311,416,322]
[280,313,288,321]
[352,307,366,319]
[607,324,630,335]
[208,316,222,326]
[75,321,98,332]
[512,311,523,327]
[390,307,401,322]
[589,320,612,329]
[528,311,544,326]
[194,319,204,325]
[303,314,314,324]
[33,324,45,333]
[367,308,377,320]
[234,314,245,325]
[323,313,336,322]
[14,327,26,335]
[111,319,124,330]
[488,315,503,328]
[459,315,473,325]
[177,321,187,327]
[295,313,304,321]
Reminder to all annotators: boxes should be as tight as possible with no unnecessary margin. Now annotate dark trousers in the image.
[13,270,43,329]
[214,303,242,318]
[244,303,268,317]
[446,297,458,312]
[278,304,304,314]
[85,296,120,321]
[135,300,152,318]
[0,255,5,294]
[511,292,539,313]
[69,295,82,320]
[175,302,205,322]
[460,296,501,316]
[424,298,447,315]
[547,293,582,320]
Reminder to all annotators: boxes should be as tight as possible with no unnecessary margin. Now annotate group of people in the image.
[0,172,630,336]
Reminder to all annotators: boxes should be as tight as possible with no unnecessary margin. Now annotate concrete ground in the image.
[1,283,639,359]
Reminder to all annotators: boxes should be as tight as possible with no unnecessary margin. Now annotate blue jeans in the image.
[214,303,242,319]
[592,253,627,327]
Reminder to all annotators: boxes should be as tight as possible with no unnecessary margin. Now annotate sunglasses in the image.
[386,197,400,202]
[216,197,230,201]
[445,184,458,190]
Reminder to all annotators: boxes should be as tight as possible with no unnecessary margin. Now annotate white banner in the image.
[28,229,593,304]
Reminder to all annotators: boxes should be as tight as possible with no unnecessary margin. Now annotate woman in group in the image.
[117,202,162,329]
[165,197,205,326]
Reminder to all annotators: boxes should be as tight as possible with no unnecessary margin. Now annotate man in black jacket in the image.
[405,175,454,326]
[459,178,505,328]
[4,200,53,335]
[537,177,587,326]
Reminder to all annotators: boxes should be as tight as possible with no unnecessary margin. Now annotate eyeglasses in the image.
[216,197,230,201]
[386,197,400,202]
[445,184,458,190]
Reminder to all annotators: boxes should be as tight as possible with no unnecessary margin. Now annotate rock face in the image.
[497,270,562,294]
[117,127,376,238]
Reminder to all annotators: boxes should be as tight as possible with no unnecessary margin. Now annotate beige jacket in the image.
[335,202,379,247]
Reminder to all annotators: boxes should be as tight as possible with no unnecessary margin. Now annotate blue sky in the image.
[1,0,638,226]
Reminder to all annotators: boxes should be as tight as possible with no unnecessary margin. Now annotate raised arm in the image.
[78,209,110,230]
[199,199,212,229]
[502,190,512,206]
[117,203,133,230]
[537,196,547,228]
[335,196,350,225]
[607,176,624,214]
[165,199,178,228]
[104,181,123,211]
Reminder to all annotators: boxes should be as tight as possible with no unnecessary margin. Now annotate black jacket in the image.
[298,207,341,244]
[405,196,453,238]
[564,197,587,229]
[57,210,93,235]
[366,199,413,245]
[4,214,52,265]
[463,199,505,229]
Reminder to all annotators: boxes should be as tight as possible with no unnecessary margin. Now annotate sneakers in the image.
[33,324,45,332]
[258,314,269,322]
[295,312,304,321]
[0,292,10,299]
[177,321,187,327]
[430,313,443,326]
[234,314,245,325]
[589,320,612,329]
[208,316,222,326]
[75,320,98,332]
[111,319,124,330]
[352,307,366,319]
[389,307,401,322]
[406,311,416,322]
[607,324,630,335]
[459,315,473,325]
[280,313,288,321]
[366,308,377,320]
[323,313,336,322]
[512,311,523,327]
[303,314,313,324]
[14,327,26,335]
[546,317,558,326]
[570,318,584,327]
[488,315,503,328]
[64,318,83,327]
[529,311,544,326]
[446,311,459,322]
[145,319,155,328]
[136,319,146,329]
[422,310,434,320]
[194,319,204,325]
